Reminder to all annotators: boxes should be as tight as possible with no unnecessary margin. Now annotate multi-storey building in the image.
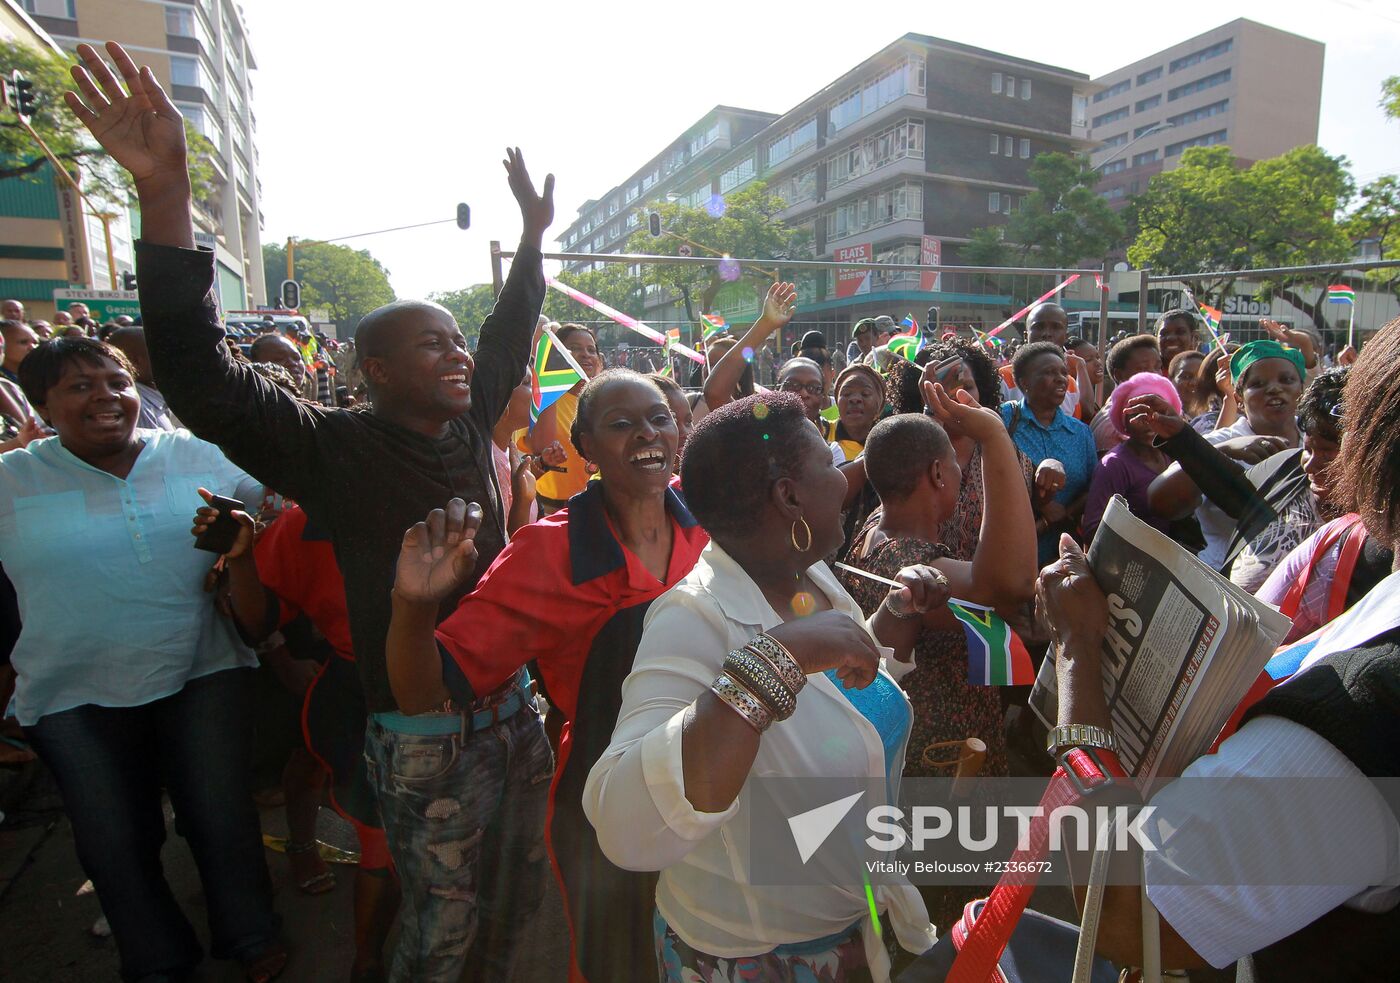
[1088,19,1323,208]
[558,33,1092,330]
[25,0,266,308]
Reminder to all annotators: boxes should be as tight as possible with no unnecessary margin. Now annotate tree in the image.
[1346,174,1400,303]
[1382,76,1400,124]
[262,241,395,332]
[1127,145,1354,328]
[1,40,214,205]
[622,181,810,314]
[540,265,648,347]
[973,152,1124,268]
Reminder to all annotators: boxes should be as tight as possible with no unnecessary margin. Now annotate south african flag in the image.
[948,600,1034,686]
[700,313,727,339]
[887,314,923,363]
[530,328,585,426]
[1326,284,1355,305]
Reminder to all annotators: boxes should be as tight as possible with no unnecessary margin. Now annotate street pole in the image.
[99,212,117,289]
[1348,301,1356,350]
[490,241,504,298]
[17,118,118,288]
[286,236,295,281]
[1096,258,1111,405]
[1137,269,1150,335]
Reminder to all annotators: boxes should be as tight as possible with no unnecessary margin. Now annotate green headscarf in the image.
[1230,339,1306,386]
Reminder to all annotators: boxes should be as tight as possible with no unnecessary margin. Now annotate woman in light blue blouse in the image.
[0,337,283,982]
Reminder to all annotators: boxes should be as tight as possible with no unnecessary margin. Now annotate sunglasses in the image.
[780,380,826,397]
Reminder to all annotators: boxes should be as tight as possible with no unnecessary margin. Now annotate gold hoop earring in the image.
[790,516,813,553]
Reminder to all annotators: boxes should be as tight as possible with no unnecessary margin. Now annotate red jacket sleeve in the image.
[435,518,604,698]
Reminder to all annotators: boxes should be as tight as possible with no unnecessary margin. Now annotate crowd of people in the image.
[0,39,1396,983]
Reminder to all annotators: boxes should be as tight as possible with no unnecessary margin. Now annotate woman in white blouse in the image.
[583,384,1028,983]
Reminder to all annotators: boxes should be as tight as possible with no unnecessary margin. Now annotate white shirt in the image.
[1195,417,1256,569]
[582,542,934,980]
[1144,569,1400,968]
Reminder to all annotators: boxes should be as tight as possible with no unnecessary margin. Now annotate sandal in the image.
[239,942,288,983]
[284,839,336,896]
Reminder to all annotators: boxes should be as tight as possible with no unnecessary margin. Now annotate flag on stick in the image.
[699,313,727,339]
[530,327,587,426]
[887,315,923,362]
[1326,284,1355,305]
[947,600,1035,686]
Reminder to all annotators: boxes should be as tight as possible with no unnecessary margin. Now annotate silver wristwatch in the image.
[1046,723,1118,756]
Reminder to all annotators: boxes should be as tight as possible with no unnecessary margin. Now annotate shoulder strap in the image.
[1278,517,1356,619]
[1327,518,1369,621]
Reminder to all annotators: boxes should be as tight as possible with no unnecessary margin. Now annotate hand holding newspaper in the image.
[1029,496,1292,784]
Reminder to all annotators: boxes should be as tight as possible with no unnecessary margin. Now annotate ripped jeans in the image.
[365,701,553,983]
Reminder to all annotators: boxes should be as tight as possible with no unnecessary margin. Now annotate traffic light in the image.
[648,212,662,237]
[10,71,35,125]
[456,203,470,230]
[121,271,137,292]
[280,279,301,310]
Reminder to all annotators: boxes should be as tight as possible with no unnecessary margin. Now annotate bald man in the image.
[109,326,177,430]
[998,302,1097,419]
[1,299,24,323]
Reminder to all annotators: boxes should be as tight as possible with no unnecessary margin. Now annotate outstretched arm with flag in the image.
[702,281,797,413]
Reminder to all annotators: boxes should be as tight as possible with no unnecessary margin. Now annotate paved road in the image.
[0,764,571,982]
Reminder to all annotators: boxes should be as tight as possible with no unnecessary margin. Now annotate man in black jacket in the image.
[67,41,555,982]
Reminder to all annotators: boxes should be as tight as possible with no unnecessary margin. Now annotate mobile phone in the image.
[193,493,246,554]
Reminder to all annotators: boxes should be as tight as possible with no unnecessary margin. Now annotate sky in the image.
[239,0,1400,302]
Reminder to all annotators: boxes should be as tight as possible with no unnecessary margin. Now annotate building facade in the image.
[1088,19,1323,207]
[558,33,1092,333]
[25,0,265,309]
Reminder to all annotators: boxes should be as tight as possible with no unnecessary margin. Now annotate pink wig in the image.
[1108,371,1182,437]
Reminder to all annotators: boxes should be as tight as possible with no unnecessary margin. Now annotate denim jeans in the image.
[365,700,553,983]
[25,667,278,982]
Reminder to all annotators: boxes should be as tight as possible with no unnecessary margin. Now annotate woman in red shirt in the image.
[386,369,709,983]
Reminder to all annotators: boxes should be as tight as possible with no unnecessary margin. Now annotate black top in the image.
[135,240,545,712]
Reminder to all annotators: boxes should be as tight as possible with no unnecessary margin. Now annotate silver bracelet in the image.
[746,634,807,693]
[711,674,773,733]
[723,649,798,721]
[881,595,922,621]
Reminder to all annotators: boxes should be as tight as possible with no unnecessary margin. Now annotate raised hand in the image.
[1036,534,1108,651]
[393,498,483,604]
[503,147,554,243]
[883,565,951,619]
[758,282,798,333]
[530,439,567,475]
[1123,392,1186,440]
[509,445,537,503]
[922,380,1005,443]
[65,42,188,189]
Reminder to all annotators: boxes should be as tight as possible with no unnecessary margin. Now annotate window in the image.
[823,181,922,241]
[776,167,817,207]
[166,6,195,35]
[988,191,1001,213]
[1169,38,1233,73]
[608,200,619,216]
[719,157,756,193]
[1132,149,1160,167]
[825,120,924,189]
[689,121,725,156]
[1002,136,1013,157]
[625,185,639,203]
[1019,138,1031,159]
[1003,194,1012,215]
[170,55,202,88]
[1135,95,1161,112]
[873,243,921,286]
[608,222,620,238]
[1167,99,1229,127]
[1072,93,1088,129]
[176,101,221,150]
[1137,67,1163,85]
[991,72,1003,94]
[989,132,1001,155]
[625,212,640,229]
[1102,159,1127,175]
[641,170,660,192]
[22,0,75,16]
[1092,79,1131,103]
[1005,76,1016,98]
[1165,129,1228,156]
[1101,132,1129,148]
[766,117,818,167]
[592,235,604,250]
[829,57,925,132]
[1168,68,1230,102]
[1101,186,1127,200]
[1092,107,1130,127]
[1020,78,1032,100]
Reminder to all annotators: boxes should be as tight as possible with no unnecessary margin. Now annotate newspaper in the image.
[1029,495,1292,783]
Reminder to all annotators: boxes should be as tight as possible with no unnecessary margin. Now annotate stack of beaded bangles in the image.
[710,632,807,733]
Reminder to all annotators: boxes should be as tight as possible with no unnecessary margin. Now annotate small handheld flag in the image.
[947,600,1034,686]
[887,315,923,363]
[1326,284,1355,305]
[699,313,727,339]
[530,328,587,426]
[664,327,681,349]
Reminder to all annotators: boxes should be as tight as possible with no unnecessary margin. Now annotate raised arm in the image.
[702,282,795,411]
[66,42,326,500]
[469,149,552,433]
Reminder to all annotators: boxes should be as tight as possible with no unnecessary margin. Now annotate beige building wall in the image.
[1230,21,1324,164]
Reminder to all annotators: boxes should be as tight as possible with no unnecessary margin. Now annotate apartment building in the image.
[1088,19,1323,207]
[25,0,266,308]
[559,33,1092,327]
